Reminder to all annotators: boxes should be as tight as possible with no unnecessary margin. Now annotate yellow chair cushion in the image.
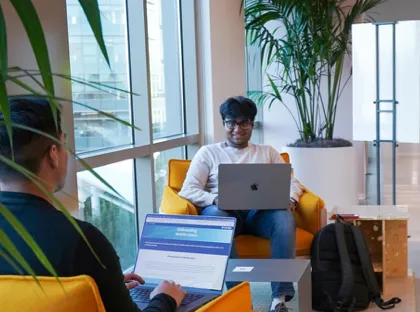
[235,228,314,258]
[293,188,325,235]
[168,159,191,192]
[161,185,198,215]
[196,282,252,311]
[0,275,105,312]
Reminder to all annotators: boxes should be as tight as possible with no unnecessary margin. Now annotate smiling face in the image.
[219,96,258,148]
[223,117,254,148]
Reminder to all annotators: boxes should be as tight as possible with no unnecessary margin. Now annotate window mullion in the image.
[127,0,156,238]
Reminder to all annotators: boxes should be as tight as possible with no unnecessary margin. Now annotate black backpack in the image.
[311,216,401,311]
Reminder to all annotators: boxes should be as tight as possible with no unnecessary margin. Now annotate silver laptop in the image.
[218,163,292,210]
[130,213,236,311]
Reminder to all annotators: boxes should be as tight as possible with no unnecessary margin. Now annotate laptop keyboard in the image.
[131,287,204,307]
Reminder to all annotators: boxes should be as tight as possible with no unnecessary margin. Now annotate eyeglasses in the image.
[223,119,253,130]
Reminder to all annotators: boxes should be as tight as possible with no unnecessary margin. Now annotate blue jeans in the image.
[201,206,296,301]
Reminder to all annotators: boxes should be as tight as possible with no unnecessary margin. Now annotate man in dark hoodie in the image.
[0,97,185,311]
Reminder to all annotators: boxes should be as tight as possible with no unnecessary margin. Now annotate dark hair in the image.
[0,97,62,180]
[219,96,258,121]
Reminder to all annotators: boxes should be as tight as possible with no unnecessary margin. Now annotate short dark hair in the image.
[0,97,62,180]
[219,96,258,121]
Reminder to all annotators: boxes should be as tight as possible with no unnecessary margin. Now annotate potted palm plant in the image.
[244,0,386,211]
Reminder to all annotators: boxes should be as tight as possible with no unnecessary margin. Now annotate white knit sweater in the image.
[178,142,303,208]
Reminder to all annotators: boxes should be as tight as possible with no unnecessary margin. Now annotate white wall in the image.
[371,0,420,22]
[197,0,247,145]
[4,0,78,215]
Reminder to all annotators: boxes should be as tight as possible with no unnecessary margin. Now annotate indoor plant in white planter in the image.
[244,0,386,211]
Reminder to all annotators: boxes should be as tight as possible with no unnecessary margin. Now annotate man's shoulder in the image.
[196,142,225,156]
[201,142,225,151]
[73,218,98,233]
[71,218,116,260]
[72,218,107,242]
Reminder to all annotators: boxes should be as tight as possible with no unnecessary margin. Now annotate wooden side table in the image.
[331,205,409,296]
[354,217,408,295]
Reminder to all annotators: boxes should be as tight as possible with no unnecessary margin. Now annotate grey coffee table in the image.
[225,259,311,312]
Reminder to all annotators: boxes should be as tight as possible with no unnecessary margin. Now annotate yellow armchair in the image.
[0,275,105,312]
[160,153,326,257]
[196,282,253,311]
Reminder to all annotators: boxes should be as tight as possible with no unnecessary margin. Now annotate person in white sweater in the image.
[178,96,303,312]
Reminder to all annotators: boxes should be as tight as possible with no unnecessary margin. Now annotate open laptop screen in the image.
[134,214,236,291]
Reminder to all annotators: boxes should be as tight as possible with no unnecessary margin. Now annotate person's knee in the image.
[271,210,296,235]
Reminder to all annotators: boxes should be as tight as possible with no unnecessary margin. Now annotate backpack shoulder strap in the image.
[350,226,402,309]
[334,223,355,309]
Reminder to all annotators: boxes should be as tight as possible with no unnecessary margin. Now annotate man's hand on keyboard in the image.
[124,273,145,290]
[150,280,187,307]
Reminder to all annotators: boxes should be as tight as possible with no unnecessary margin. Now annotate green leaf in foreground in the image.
[9,0,58,127]
[78,0,110,66]
[0,4,12,160]
[0,77,11,158]
[0,3,7,73]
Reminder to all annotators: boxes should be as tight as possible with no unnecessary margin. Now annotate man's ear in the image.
[47,144,59,168]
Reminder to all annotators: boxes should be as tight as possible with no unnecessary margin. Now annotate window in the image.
[65,0,199,271]
[77,160,136,271]
[147,0,184,139]
[67,0,131,153]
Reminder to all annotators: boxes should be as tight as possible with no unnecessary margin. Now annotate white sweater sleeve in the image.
[178,147,218,208]
[270,147,303,202]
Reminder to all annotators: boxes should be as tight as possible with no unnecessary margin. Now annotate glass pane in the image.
[154,147,185,208]
[67,0,132,153]
[147,0,184,139]
[77,160,136,271]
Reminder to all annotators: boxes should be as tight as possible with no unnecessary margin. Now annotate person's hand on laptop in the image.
[150,280,187,307]
[124,272,145,290]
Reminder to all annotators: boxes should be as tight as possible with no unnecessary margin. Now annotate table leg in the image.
[297,263,312,312]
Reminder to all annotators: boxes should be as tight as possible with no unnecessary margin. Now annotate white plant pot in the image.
[283,146,358,214]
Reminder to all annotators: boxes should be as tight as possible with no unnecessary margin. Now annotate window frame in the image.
[65,0,200,258]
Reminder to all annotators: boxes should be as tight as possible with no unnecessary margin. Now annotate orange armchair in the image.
[160,153,326,257]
